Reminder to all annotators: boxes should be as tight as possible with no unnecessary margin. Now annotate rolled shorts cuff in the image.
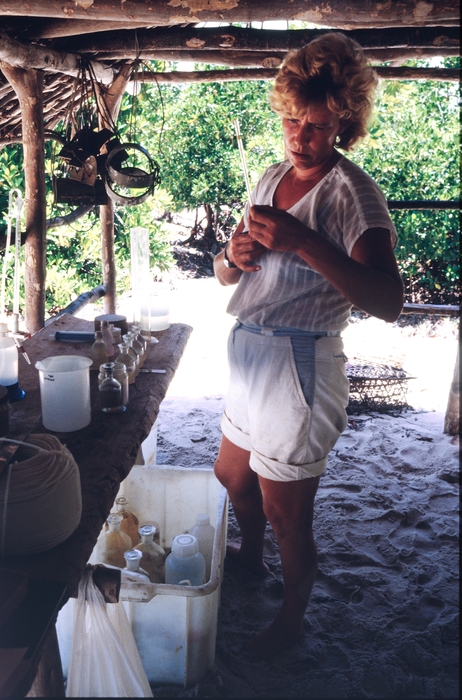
[221,410,328,481]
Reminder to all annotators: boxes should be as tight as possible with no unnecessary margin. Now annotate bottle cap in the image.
[172,534,199,557]
[139,524,156,538]
[115,496,129,507]
[107,513,123,528]
[195,513,210,526]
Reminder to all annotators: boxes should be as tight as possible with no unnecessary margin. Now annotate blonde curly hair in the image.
[269,32,378,151]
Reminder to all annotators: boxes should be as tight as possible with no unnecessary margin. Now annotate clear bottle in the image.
[101,320,114,359]
[129,329,145,368]
[165,534,206,586]
[141,519,161,545]
[111,496,140,546]
[98,361,129,407]
[99,362,125,413]
[123,334,140,377]
[189,513,215,581]
[99,513,132,568]
[123,549,151,581]
[132,323,147,359]
[135,525,165,583]
[91,330,108,370]
[115,342,136,385]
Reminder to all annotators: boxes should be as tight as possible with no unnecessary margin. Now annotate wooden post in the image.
[444,345,460,436]
[96,67,132,314]
[0,63,46,333]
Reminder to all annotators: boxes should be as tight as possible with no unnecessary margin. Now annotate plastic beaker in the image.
[35,355,92,432]
[149,283,170,331]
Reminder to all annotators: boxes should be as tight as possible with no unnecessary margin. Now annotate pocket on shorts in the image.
[289,336,316,409]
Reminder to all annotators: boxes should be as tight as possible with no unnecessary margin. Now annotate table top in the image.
[0,314,192,595]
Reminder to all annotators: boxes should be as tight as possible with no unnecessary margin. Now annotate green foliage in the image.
[348,58,460,302]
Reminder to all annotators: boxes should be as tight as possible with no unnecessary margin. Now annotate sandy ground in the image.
[82,278,459,698]
[148,278,459,699]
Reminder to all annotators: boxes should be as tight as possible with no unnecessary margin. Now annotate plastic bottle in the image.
[99,362,125,413]
[135,525,165,583]
[115,342,136,385]
[0,322,24,402]
[189,513,215,581]
[99,513,131,568]
[90,330,108,370]
[123,549,151,581]
[165,534,206,586]
[100,320,114,359]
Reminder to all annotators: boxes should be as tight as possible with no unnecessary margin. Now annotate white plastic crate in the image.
[58,465,228,688]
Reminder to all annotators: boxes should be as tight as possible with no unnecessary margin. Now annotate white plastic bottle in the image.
[0,321,22,401]
[189,513,215,581]
[165,534,206,586]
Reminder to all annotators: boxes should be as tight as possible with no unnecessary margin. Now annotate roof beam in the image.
[0,30,116,84]
[64,25,460,55]
[0,0,459,29]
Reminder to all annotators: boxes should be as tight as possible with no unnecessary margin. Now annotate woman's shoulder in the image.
[334,154,384,192]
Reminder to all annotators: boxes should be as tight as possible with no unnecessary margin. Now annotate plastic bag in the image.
[66,567,152,697]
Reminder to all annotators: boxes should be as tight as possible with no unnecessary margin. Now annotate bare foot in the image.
[226,541,270,578]
[244,617,304,661]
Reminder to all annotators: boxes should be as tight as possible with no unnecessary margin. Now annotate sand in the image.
[138,277,458,699]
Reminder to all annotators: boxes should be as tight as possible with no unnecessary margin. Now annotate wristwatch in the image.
[223,245,237,268]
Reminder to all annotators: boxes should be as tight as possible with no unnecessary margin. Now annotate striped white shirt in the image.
[226,154,397,332]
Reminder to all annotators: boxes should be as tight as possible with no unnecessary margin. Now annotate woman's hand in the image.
[248,205,314,254]
[226,231,267,272]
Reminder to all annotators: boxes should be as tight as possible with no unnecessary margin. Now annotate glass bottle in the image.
[141,519,161,545]
[189,513,215,581]
[135,525,165,583]
[110,495,140,546]
[123,549,151,581]
[123,334,140,377]
[101,320,114,359]
[115,342,136,385]
[165,534,206,586]
[132,323,147,359]
[91,330,108,370]
[99,513,131,568]
[99,362,125,413]
[129,329,145,368]
[109,323,122,347]
[98,361,129,407]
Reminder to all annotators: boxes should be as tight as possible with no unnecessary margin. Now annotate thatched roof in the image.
[0,0,459,146]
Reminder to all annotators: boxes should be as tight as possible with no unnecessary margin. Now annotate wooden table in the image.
[0,314,192,696]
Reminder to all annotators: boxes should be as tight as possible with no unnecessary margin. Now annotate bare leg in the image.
[214,436,269,577]
[246,474,320,660]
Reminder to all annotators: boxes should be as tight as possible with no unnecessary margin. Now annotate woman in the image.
[213,32,403,660]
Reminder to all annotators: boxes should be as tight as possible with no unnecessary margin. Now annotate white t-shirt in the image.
[226,154,397,332]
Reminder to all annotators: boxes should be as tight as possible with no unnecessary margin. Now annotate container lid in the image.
[0,385,8,403]
[139,524,156,538]
[172,534,199,557]
[195,513,210,526]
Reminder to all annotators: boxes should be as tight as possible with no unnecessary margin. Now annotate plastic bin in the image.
[57,465,228,688]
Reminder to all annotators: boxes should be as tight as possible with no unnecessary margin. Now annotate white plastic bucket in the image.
[35,355,92,432]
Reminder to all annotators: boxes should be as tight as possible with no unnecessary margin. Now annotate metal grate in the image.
[346,361,413,414]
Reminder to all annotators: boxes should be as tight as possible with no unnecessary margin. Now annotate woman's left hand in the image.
[248,204,315,254]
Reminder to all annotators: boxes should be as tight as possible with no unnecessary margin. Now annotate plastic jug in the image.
[189,513,215,581]
[35,355,92,432]
[165,534,205,586]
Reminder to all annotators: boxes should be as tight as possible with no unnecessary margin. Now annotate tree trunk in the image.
[203,204,216,243]
[0,63,46,334]
[444,345,460,436]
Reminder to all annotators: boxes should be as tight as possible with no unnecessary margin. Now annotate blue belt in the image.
[236,322,340,338]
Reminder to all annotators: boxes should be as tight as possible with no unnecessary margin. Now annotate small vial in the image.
[91,330,108,370]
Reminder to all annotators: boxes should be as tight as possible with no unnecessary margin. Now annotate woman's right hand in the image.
[226,230,266,272]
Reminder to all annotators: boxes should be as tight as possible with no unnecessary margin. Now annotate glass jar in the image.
[122,334,140,377]
[123,549,151,581]
[108,495,140,546]
[99,362,125,413]
[98,361,129,407]
[100,320,114,359]
[129,330,145,368]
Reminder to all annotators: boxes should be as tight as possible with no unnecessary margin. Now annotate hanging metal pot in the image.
[104,142,158,206]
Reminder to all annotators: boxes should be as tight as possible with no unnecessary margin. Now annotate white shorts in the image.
[221,323,349,482]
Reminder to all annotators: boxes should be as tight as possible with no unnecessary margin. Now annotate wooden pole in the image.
[0,63,46,334]
[95,66,132,314]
